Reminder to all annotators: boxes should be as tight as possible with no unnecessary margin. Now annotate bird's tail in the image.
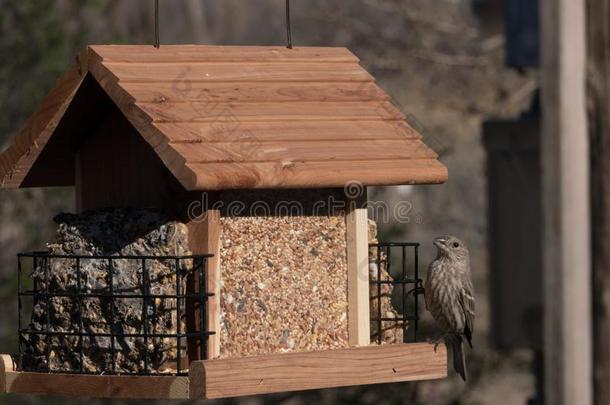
[449,335,467,381]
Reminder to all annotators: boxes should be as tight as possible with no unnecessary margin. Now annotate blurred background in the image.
[0,0,599,404]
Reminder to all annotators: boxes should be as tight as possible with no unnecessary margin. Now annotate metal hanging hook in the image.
[286,0,293,49]
[154,0,160,48]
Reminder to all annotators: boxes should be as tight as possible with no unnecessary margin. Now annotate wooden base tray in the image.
[1,343,447,400]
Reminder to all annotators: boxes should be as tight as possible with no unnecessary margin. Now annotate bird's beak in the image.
[433,237,448,248]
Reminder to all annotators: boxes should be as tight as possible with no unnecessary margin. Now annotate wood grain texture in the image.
[91,45,360,63]
[136,101,405,123]
[153,121,421,143]
[170,139,437,164]
[0,45,448,191]
[3,371,188,399]
[0,354,14,393]
[120,82,389,103]
[103,62,374,83]
[346,205,372,346]
[204,210,221,360]
[185,210,221,361]
[186,159,448,190]
[86,50,200,190]
[189,343,447,399]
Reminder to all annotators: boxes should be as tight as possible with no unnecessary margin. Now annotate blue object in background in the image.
[505,0,540,68]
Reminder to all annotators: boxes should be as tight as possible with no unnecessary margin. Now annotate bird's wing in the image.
[424,260,442,311]
[459,281,475,348]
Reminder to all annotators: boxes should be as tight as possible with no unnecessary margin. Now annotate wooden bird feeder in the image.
[0,45,448,400]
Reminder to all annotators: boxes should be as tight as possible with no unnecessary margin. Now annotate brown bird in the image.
[425,235,475,381]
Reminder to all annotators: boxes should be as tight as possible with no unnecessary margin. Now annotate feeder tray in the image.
[1,344,446,399]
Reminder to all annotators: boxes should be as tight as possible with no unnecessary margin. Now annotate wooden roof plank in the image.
[103,62,374,83]
[153,121,421,143]
[169,139,438,164]
[136,101,405,123]
[120,82,390,103]
[91,45,359,63]
[186,159,448,190]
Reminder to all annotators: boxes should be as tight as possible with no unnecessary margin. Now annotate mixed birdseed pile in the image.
[21,208,191,374]
[219,216,349,358]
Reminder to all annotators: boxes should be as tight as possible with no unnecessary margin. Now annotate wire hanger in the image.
[154,0,160,48]
[286,0,293,49]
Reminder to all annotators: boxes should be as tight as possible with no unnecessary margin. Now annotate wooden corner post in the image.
[186,209,221,362]
[346,197,371,346]
[204,210,221,360]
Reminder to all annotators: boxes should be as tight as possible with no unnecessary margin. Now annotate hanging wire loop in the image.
[286,0,293,49]
[154,0,160,48]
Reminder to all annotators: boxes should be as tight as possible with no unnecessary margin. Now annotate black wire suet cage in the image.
[369,242,422,344]
[16,252,215,377]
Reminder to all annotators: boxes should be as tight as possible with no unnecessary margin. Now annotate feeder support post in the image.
[346,198,371,346]
[186,209,221,361]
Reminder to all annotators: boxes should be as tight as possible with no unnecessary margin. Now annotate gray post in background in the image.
[540,0,592,404]
[587,0,610,403]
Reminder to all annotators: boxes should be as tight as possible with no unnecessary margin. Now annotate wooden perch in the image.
[190,343,447,399]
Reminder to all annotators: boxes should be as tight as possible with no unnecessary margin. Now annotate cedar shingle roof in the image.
[0,45,447,190]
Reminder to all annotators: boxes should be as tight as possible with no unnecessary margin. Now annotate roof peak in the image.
[87,44,360,64]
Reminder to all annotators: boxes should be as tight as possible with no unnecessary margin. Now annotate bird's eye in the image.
[453,242,460,248]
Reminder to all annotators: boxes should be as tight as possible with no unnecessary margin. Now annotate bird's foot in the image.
[405,286,425,297]
[427,335,448,352]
